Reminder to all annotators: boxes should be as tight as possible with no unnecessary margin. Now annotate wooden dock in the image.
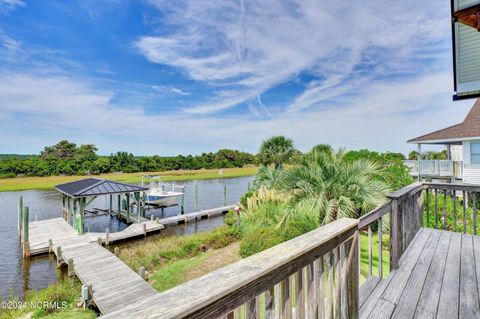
[155,204,235,227]
[29,218,164,255]
[29,218,158,314]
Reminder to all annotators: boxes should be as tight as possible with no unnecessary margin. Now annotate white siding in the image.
[451,145,463,161]
[455,24,480,95]
[455,0,480,11]
[462,140,480,184]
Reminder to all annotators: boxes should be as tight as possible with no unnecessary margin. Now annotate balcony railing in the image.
[102,181,480,319]
[404,160,463,179]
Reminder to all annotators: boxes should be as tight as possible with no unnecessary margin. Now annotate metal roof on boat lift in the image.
[55,178,148,198]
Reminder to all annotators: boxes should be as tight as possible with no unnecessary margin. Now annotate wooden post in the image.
[105,228,110,247]
[67,197,71,224]
[143,223,147,237]
[117,194,121,215]
[67,258,74,277]
[22,206,30,258]
[18,196,23,238]
[223,185,227,206]
[97,237,102,245]
[139,266,145,280]
[79,198,85,234]
[390,198,402,270]
[180,191,185,215]
[48,239,53,254]
[417,143,422,181]
[56,246,62,266]
[126,193,130,222]
[194,184,199,210]
[109,194,113,215]
[114,247,119,256]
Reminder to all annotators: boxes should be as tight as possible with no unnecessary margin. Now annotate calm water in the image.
[0,176,252,299]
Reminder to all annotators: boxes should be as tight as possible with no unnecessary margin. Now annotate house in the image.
[407,99,480,184]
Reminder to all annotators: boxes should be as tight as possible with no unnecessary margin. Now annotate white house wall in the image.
[463,140,480,184]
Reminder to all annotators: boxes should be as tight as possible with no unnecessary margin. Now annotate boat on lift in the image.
[142,175,184,207]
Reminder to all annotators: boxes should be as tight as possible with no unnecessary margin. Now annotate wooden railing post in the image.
[390,198,402,270]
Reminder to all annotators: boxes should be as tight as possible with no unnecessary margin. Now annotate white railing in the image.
[404,160,463,179]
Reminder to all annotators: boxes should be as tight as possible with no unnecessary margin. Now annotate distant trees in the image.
[0,141,257,178]
[408,150,448,160]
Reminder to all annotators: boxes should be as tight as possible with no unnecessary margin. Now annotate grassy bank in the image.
[117,223,390,295]
[0,167,257,192]
[0,276,96,319]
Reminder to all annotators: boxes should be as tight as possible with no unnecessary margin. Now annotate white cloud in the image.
[0,68,472,156]
[0,0,24,11]
[137,0,449,115]
[170,87,190,96]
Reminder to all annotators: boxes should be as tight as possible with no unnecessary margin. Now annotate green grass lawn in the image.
[0,166,258,192]
[360,231,390,282]
[0,276,96,319]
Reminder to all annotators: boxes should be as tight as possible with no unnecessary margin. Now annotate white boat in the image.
[142,175,184,207]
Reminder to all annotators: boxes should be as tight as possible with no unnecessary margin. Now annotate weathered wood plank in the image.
[391,229,441,318]
[365,298,396,319]
[359,277,380,308]
[459,234,480,318]
[381,228,432,304]
[437,232,462,319]
[414,230,451,318]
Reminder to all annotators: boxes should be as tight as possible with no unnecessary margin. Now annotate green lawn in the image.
[0,166,258,192]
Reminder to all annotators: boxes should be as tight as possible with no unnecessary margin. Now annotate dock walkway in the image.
[28,218,158,314]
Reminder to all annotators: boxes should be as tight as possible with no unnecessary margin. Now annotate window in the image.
[471,143,480,164]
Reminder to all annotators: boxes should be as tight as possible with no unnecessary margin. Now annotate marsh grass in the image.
[0,167,257,192]
[117,226,238,273]
[0,275,96,319]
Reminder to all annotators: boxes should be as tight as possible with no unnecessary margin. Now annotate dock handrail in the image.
[101,218,360,319]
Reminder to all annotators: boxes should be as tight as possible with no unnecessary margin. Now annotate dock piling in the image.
[223,186,227,206]
[48,239,52,254]
[181,190,185,215]
[22,206,30,258]
[143,223,147,237]
[56,246,62,266]
[105,228,110,247]
[114,247,119,256]
[67,258,74,277]
[139,267,145,280]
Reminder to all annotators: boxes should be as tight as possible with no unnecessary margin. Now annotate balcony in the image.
[404,160,463,179]
[101,182,480,319]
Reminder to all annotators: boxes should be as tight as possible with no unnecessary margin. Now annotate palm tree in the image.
[252,166,285,190]
[258,136,295,169]
[281,147,390,225]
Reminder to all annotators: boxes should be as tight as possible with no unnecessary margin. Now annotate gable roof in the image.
[55,178,148,198]
[408,99,480,143]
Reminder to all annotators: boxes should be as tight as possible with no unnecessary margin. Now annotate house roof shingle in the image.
[408,99,480,143]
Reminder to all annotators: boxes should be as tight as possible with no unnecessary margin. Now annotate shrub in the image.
[239,227,284,257]
[282,217,318,241]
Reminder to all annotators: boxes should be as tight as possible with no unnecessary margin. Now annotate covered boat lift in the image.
[55,178,148,234]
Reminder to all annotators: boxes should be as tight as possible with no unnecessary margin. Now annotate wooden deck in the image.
[360,227,480,318]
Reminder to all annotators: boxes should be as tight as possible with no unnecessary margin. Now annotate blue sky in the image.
[0,0,474,155]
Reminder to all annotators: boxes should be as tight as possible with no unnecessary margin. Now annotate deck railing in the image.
[103,182,480,319]
[404,160,463,179]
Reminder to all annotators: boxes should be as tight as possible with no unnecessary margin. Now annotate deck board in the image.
[360,228,480,318]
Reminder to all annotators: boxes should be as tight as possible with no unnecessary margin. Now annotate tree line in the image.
[0,140,256,178]
[0,137,411,179]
